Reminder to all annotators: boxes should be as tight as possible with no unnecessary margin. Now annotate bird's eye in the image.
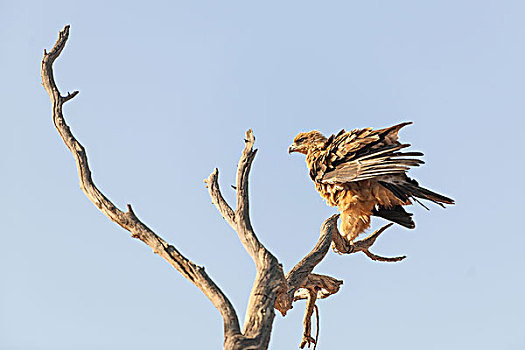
[296,137,306,143]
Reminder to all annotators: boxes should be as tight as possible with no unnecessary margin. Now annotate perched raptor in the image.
[288,122,454,248]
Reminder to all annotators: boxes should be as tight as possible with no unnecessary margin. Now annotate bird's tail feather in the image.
[403,182,455,207]
[379,179,455,208]
[372,205,415,229]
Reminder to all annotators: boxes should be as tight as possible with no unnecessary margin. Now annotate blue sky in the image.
[1,1,524,349]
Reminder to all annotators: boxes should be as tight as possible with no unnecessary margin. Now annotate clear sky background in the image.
[1,1,524,349]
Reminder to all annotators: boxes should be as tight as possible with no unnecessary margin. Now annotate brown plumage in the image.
[289,122,454,245]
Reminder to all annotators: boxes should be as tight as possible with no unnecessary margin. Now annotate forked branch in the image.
[275,214,340,316]
[204,136,344,348]
[205,131,285,347]
[43,25,346,350]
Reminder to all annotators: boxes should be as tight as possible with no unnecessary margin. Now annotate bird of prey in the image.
[289,122,454,249]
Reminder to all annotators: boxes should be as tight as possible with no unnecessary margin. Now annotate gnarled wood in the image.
[299,292,318,349]
[204,133,284,348]
[42,25,242,343]
[208,151,346,347]
[294,273,343,348]
[42,25,370,350]
[275,214,340,316]
[206,156,345,328]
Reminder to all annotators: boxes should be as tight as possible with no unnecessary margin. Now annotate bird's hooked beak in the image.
[288,144,297,154]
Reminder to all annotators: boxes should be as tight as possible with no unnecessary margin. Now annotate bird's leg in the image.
[331,225,354,254]
[335,209,371,254]
[345,241,355,254]
[331,213,355,254]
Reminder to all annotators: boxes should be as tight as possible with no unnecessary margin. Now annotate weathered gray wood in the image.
[205,131,285,349]
[42,25,400,350]
[41,25,242,343]
[206,148,346,349]
[300,290,318,349]
[294,273,343,348]
[275,214,339,316]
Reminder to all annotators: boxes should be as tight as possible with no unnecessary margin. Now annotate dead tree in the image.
[42,25,403,350]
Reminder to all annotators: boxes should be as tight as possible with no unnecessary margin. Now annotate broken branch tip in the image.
[126,203,135,215]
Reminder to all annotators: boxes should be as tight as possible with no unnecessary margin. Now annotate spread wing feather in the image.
[312,122,423,184]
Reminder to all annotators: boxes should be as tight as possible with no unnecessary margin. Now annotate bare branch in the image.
[287,215,340,291]
[270,214,343,347]
[236,130,257,220]
[275,214,339,316]
[332,223,406,262]
[206,130,270,265]
[293,274,343,302]
[234,130,264,261]
[62,90,79,103]
[43,25,375,350]
[205,129,286,348]
[294,274,342,350]
[205,138,345,348]
[42,25,241,340]
[299,290,318,349]
[362,249,406,262]
[205,168,236,227]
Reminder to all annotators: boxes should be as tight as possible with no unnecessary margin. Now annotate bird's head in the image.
[288,131,327,155]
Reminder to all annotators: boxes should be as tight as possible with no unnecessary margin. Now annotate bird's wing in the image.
[313,122,424,184]
[321,144,424,183]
